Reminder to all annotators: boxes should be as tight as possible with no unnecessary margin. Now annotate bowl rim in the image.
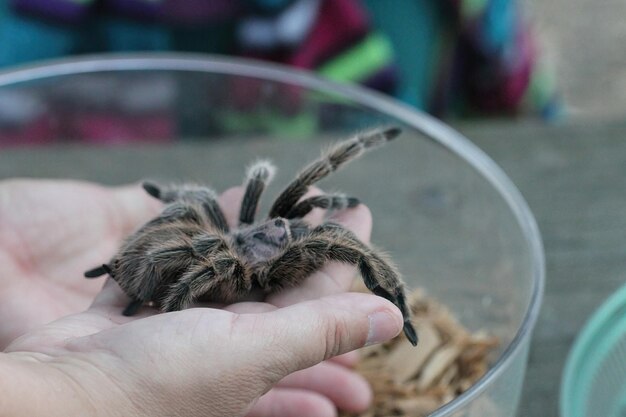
[560,282,626,417]
[0,53,546,415]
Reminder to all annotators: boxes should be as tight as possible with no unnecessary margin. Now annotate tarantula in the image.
[85,127,418,346]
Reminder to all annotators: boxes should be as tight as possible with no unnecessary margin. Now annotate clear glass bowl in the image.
[0,54,544,416]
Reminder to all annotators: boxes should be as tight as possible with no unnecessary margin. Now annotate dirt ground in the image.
[528,0,626,120]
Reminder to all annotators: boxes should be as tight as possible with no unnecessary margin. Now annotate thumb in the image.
[236,293,403,385]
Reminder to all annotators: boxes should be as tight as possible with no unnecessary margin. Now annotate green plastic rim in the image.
[561,283,626,417]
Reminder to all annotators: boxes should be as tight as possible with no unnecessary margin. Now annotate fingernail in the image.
[365,311,402,346]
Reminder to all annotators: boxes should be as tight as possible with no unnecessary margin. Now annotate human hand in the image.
[3,277,402,417]
[0,179,387,416]
[218,187,379,416]
[0,179,161,348]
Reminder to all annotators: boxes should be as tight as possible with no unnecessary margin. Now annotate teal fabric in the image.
[362,0,443,110]
[0,1,235,66]
[483,0,515,53]
[0,0,559,119]
[170,22,236,54]
[98,18,172,52]
[0,1,76,66]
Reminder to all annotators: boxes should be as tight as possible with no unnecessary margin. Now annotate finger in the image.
[110,183,162,237]
[234,293,403,383]
[70,293,401,417]
[266,204,373,307]
[328,203,372,244]
[277,361,371,412]
[247,388,336,417]
[227,303,365,406]
[329,351,360,368]
[224,302,276,314]
[227,302,365,404]
[218,186,245,229]
[300,186,325,226]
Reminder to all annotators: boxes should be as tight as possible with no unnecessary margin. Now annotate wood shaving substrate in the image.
[341,283,499,417]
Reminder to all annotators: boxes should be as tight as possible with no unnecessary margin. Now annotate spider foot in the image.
[122,299,143,316]
[142,182,162,199]
[404,321,418,346]
[84,264,112,278]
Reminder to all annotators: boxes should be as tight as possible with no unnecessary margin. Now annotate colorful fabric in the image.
[11,0,241,23]
[0,0,560,145]
[432,0,560,118]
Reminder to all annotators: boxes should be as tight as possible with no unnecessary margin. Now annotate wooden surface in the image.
[2,121,625,416]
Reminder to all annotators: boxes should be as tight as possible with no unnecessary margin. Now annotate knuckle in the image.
[322,313,350,360]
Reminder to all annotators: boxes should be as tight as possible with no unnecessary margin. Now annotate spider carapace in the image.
[85,127,418,346]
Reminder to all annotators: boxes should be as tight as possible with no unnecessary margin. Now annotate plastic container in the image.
[561,283,626,417]
[0,54,544,416]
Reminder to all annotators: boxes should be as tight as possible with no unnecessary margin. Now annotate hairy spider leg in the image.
[256,222,418,346]
[358,255,418,346]
[142,182,229,232]
[161,265,217,311]
[84,263,112,278]
[121,233,232,315]
[285,194,360,219]
[161,255,249,311]
[84,263,150,316]
[123,299,143,316]
[268,127,401,218]
[240,160,276,225]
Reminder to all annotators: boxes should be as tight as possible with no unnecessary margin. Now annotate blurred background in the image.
[0,0,568,147]
[1,0,625,145]
[528,0,626,121]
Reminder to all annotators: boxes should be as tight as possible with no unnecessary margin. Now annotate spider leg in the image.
[142,182,229,232]
[161,255,250,311]
[143,234,231,294]
[148,202,205,226]
[357,255,418,346]
[240,160,276,225]
[122,299,143,316]
[84,262,146,315]
[119,237,202,315]
[285,194,360,219]
[84,263,112,278]
[161,264,217,312]
[257,223,417,346]
[269,127,400,218]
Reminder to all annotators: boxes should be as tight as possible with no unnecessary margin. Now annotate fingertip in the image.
[365,307,404,347]
[306,186,323,195]
[261,293,403,371]
[342,371,372,412]
[329,351,360,368]
[301,186,325,226]
[218,186,245,228]
[278,361,372,412]
[248,389,336,417]
[329,203,372,243]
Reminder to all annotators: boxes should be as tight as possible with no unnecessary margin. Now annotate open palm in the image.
[0,179,160,348]
[0,178,383,416]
